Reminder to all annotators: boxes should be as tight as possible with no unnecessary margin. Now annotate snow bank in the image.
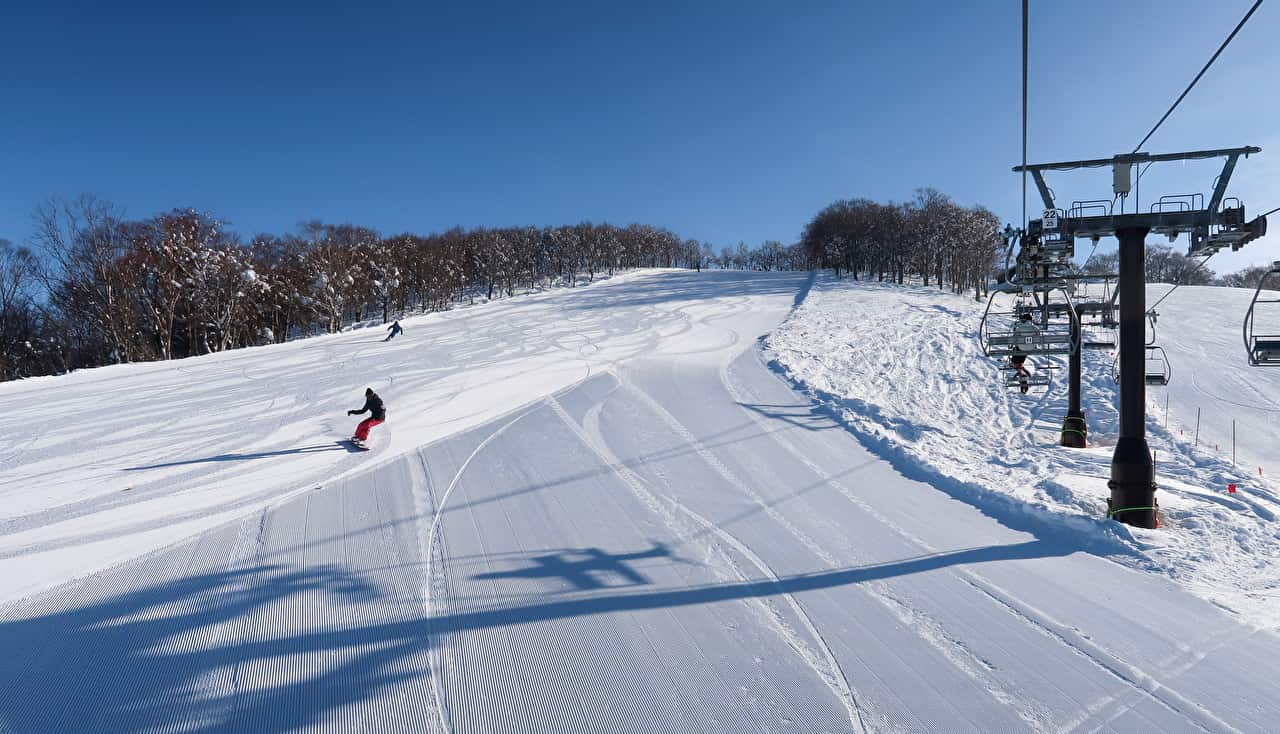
[766,274,1280,628]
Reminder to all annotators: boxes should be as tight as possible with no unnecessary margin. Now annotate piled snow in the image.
[766,274,1280,628]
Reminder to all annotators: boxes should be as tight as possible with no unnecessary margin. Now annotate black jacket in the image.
[352,392,386,421]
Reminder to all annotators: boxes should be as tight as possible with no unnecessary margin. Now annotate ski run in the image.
[2,268,1280,733]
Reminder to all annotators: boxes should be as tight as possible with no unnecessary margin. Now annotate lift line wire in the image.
[1018,0,1029,231]
[1142,206,1271,315]
[1133,0,1264,155]
[1132,0,1262,186]
[1148,251,1218,315]
[1018,3,1261,189]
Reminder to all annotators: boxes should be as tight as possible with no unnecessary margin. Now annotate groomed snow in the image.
[766,274,1280,628]
[4,269,1280,732]
[0,269,695,604]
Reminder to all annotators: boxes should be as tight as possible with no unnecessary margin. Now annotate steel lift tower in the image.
[1014,146,1267,528]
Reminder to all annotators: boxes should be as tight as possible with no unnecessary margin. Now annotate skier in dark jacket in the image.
[384,320,403,342]
[348,388,386,444]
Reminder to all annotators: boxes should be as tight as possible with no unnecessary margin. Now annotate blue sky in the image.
[2,1,1277,271]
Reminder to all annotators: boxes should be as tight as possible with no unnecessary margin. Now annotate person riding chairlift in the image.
[1009,312,1039,394]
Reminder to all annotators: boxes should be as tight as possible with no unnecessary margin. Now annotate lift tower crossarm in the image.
[1015,146,1262,242]
[1012,146,1260,174]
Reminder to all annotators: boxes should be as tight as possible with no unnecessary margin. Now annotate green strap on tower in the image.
[1109,505,1157,519]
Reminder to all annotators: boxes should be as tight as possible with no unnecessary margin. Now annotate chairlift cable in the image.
[1146,251,1213,313]
[1136,161,1154,184]
[1021,0,1028,233]
[1132,0,1264,155]
[1083,239,1100,270]
[1132,0,1264,188]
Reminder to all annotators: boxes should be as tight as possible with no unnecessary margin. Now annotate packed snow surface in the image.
[3,269,1280,732]
[766,275,1280,628]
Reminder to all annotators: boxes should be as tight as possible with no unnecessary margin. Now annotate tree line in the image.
[799,189,1003,300]
[6,189,1263,383]
[798,188,1278,299]
[0,196,810,381]
[1081,244,1280,289]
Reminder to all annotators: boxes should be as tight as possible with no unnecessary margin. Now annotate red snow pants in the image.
[355,418,384,440]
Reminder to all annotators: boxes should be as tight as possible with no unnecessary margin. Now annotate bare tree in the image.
[8,197,762,381]
[33,195,147,364]
[0,240,39,379]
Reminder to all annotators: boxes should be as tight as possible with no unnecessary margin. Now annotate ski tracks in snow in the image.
[13,272,1280,732]
[719,352,1050,725]
[274,275,1280,731]
[414,377,866,733]
[417,405,540,734]
[761,276,1280,730]
[550,389,867,734]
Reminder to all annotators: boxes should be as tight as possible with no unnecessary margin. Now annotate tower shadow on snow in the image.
[0,535,1075,733]
[471,542,684,592]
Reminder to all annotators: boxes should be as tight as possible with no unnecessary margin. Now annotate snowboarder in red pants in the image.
[348,388,386,447]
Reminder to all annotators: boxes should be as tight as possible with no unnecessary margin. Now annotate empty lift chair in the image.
[1143,346,1171,386]
[1000,362,1054,391]
[1081,320,1117,350]
[1110,346,1172,386]
[1110,310,1172,386]
[1243,262,1280,366]
[1077,278,1118,350]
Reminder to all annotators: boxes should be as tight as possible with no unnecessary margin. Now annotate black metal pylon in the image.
[1060,304,1086,448]
[1108,226,1157,528]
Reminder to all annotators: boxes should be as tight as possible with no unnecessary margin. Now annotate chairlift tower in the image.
[989,224,1099,446]
[1058,273,1119,449]
[1014,146,1267,529]
[979,241,1078,395]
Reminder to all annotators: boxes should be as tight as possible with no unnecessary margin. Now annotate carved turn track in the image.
[3,271,1280,732]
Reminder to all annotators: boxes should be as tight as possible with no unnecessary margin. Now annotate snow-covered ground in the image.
[4,269,1280,732]
[0,269,704,603]
[767,275,1280,628]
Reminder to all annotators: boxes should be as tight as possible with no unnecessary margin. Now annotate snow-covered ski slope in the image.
[767,275,1280,628]
[0,269,691,604]
[4,269,1280,733]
